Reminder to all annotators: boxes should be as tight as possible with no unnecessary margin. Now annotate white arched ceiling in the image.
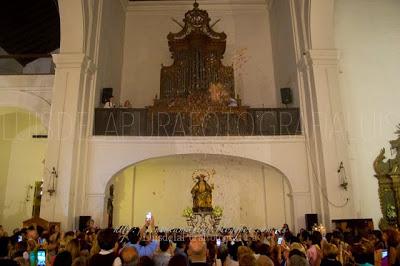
[0,90,51,128]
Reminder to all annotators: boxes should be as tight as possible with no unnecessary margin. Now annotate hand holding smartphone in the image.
[381,249,388,266]
[37,249,46,266]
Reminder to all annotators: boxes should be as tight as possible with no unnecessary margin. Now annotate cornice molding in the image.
[127,0,269,13]
[89,135,306,144]
[52,53,97,72]
[119,0,128,11]
[304,49,340,66]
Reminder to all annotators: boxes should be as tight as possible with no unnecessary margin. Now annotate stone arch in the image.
[0,90,51,128]
[103,153,295,230]
[309,0,335,49]
[58,0,85,53]
[109,153,294,194]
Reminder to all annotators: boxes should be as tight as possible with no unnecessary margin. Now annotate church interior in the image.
[1,0,400,265]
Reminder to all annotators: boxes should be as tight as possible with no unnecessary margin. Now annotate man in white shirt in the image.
[104,96,115,108]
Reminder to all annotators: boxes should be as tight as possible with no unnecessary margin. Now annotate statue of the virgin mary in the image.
[191,174,214,212]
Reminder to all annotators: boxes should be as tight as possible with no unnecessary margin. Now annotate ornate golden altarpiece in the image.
[151,2,238,111]
[92,2,301,137]
[374,125,400,227]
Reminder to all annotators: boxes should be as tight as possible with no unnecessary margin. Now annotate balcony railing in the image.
[94,108,301,137]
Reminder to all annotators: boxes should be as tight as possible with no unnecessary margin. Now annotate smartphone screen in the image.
[146,212,152,221]
[37,249,46,266]
[17,235,23,242]
[216,239,221,247]
[29,251,36,266]
[382,249,389,266]
[277,237,283,245]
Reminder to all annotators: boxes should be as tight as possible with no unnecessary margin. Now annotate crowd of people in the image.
[0,217,397,266]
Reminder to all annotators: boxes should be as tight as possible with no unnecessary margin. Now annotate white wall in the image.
[269,0,299,107]
[334,0,400,225]
[95,0,126,106]
[0,108,47,233]
[109,155,292,229]
[120,1,277,108]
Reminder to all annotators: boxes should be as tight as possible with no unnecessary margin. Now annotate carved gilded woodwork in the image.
[374,124,400,227]
[157,2,235,108]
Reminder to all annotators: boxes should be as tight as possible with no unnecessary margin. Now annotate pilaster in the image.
[40,53,96,230]
[298,49,354,228]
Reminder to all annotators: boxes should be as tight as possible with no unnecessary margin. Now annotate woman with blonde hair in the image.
[89,233,100,257]
[321,243,341,266]
[67,238,81,262]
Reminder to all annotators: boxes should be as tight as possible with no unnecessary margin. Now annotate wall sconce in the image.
[337,161,348,190]
[25,185,33,202]
[46,167,58,196]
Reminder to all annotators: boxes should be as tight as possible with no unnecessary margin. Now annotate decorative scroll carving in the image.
[158,2,234,107]
[374,124,400,227]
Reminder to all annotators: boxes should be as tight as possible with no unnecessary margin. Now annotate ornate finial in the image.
[193,0,199,8]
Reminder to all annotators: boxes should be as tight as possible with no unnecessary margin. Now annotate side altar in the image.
[374,124,400,228]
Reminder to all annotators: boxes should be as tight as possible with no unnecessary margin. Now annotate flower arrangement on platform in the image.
[212,206,223,218]
[182,207,194,218]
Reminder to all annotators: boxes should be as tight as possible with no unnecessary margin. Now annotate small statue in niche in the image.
[191,174,214,212]
[107,184,114,228]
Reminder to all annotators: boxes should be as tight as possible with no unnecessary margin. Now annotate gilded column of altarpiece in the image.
[374,125,400,227]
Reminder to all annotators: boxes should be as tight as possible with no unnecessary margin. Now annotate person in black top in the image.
[54,251,73,266]
[0,237,18,266]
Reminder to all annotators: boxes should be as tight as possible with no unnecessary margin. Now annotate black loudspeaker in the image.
[305,213,318,231]
[78,216,91,232]
[280,88,292,105]
[101,88,113,104]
